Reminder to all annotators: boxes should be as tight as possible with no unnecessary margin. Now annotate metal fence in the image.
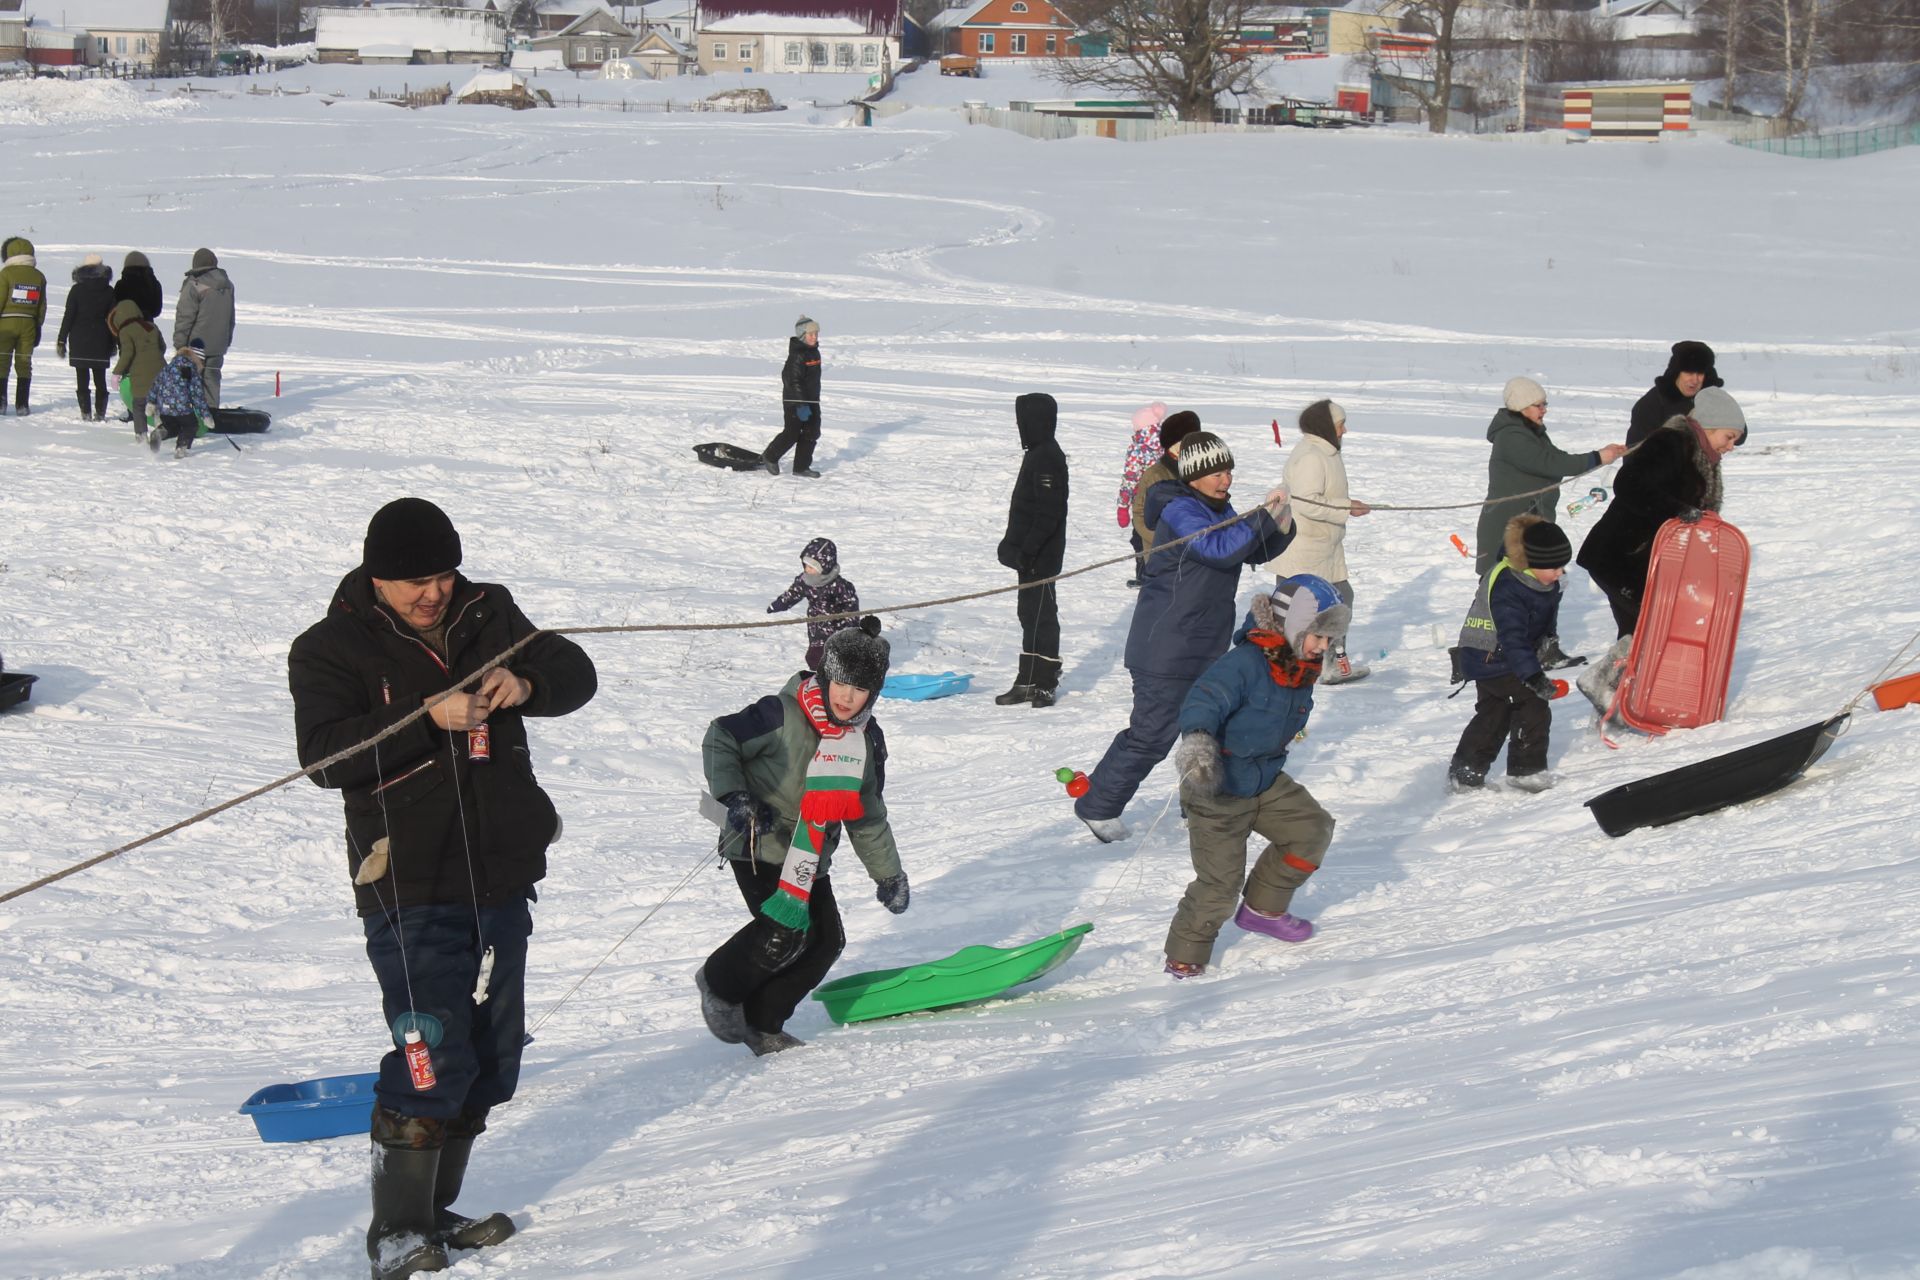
[963,105,1315,143]
[1732,120,1920,158]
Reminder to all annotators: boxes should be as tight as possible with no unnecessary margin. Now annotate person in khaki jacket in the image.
[1,234,49,416]
[108,298,165,439]
[1262,400,1371,683]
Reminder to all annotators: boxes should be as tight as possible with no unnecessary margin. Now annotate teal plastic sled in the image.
[811,923,1093,1024]
[881,672,972,701]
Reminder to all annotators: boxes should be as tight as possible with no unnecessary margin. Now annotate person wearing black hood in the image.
[762,315,824,477]
[995,392,1070,707]
[112,250,164,326]
[56,254,117,421]
[1627,341,1728,447]
[287,499,597,1280]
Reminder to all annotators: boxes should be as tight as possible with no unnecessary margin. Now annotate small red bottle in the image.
[468,721,491,763]
[404,1030,437,1091]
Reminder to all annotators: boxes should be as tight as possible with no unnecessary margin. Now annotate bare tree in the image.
[1358,0,1471,133]
[1049,0,1261,122]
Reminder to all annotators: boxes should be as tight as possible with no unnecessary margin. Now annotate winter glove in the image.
[721,790,776,836]
[1174,730,1223,800]
[796,404,812,422]
[1523,672,1558,702]
[1678,506,1704,524]
[875,871,910,915]
[1116,503,1131,529]
[995,538,1020,571]
[56,342,66,360]
[1264,484,1293,531]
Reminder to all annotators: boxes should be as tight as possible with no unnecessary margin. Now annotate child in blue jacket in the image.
[146,338,212,458]
[1162,575,1348,978]
[1448,515,1571,792]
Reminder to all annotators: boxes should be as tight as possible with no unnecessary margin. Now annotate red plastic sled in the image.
[1604,513,1750,739]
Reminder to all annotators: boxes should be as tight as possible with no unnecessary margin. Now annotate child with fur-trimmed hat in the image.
[1161,575,1347,978]
[695,617,911,1056]
[1448,515,1572,793]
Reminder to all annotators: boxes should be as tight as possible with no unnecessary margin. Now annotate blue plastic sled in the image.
[881,672,972,701]
[240,1072,379,1143]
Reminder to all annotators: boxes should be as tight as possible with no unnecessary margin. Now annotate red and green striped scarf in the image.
[762,677,869,930]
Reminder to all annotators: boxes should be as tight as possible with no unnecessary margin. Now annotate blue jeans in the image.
[363,898,533,1120]
[1075,670,1196,822]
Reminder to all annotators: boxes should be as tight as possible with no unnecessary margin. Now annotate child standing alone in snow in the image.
[1448,515,1572,793]
[768,537,861,672]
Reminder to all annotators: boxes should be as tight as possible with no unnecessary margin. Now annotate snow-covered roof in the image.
[20,0,168,30]
[702,12,866,32]
[315,7,507,54]
[457,67,524,93]
[631,26,689,52]
[926,0,988,31]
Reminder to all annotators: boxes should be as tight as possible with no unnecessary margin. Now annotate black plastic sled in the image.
[693,442,767,472]
[1584,714,1849,838]
[207,408,272,434]
[0,671,38,712]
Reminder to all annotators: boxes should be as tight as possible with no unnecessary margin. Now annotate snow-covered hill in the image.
[3,86,1919,1280]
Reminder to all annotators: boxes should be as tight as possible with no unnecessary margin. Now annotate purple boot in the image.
[1234,902,1315,942]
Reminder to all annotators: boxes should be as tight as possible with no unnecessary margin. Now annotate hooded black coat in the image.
[288,569,597,914]
[113,253,165,325]
[781,335,821,407]
[1628,341,1724,446]
[998,392,1070,576]
[57,263,117,367]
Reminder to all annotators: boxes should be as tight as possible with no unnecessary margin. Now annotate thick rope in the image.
[0,453,1626,906]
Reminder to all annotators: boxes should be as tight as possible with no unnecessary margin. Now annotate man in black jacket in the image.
[1627,340,1726,447]
[995,392,1069,707]
[288,498,596,1280]
[762,315,823,477]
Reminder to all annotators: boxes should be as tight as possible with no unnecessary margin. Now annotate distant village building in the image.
[528,4,635,69]
[18,0,170,67]
[926,0,1081,60]
[692,0,918,74]
[315,5,509,65]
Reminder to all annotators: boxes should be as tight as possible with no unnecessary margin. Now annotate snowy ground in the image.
[3,80,1920,1280]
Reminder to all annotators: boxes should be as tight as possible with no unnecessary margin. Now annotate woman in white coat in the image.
[1262,400,1371,683]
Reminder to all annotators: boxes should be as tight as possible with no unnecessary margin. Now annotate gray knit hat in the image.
[794,315,819,338]
[1689,386,1746,434]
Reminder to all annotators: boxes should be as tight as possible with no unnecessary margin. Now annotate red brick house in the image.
[927,0,1079,59]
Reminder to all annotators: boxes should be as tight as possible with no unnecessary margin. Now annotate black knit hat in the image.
[821,615,890,692]
[363,498,462,580]
[1160,410,1201,452]
[1521,520,1573,570]
[1177,431,1234,483]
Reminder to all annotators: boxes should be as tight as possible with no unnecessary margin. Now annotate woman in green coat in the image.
[108,298,165,437]
[1474,376,1625,576]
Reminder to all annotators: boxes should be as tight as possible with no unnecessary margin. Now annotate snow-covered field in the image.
[4,80,1920,1280]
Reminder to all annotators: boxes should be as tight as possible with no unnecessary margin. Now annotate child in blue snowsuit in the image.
[1448,515,1571,792]
[147,338,212,457]
[1162,576,1346,978]
[767,537,861,671]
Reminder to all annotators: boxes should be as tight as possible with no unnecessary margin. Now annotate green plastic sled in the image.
[811,923,1093,1025]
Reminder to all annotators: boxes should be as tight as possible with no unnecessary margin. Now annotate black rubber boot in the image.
[432,1123,516,1252]
[994,685,1034,706]
[367,1109,450,1279]
[77,386,93,419]
[12,374,27,417]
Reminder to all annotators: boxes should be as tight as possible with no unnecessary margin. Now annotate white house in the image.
[20,0,169,67]
[315,5,508,64]
[696,13,892,74]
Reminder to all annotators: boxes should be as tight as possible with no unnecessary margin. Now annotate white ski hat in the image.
[1503,377,1547,412]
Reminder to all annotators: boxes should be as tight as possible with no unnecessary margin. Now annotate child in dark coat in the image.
[767,537,861,671]
[56,254,116,421]
[1449,515,1571,793]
